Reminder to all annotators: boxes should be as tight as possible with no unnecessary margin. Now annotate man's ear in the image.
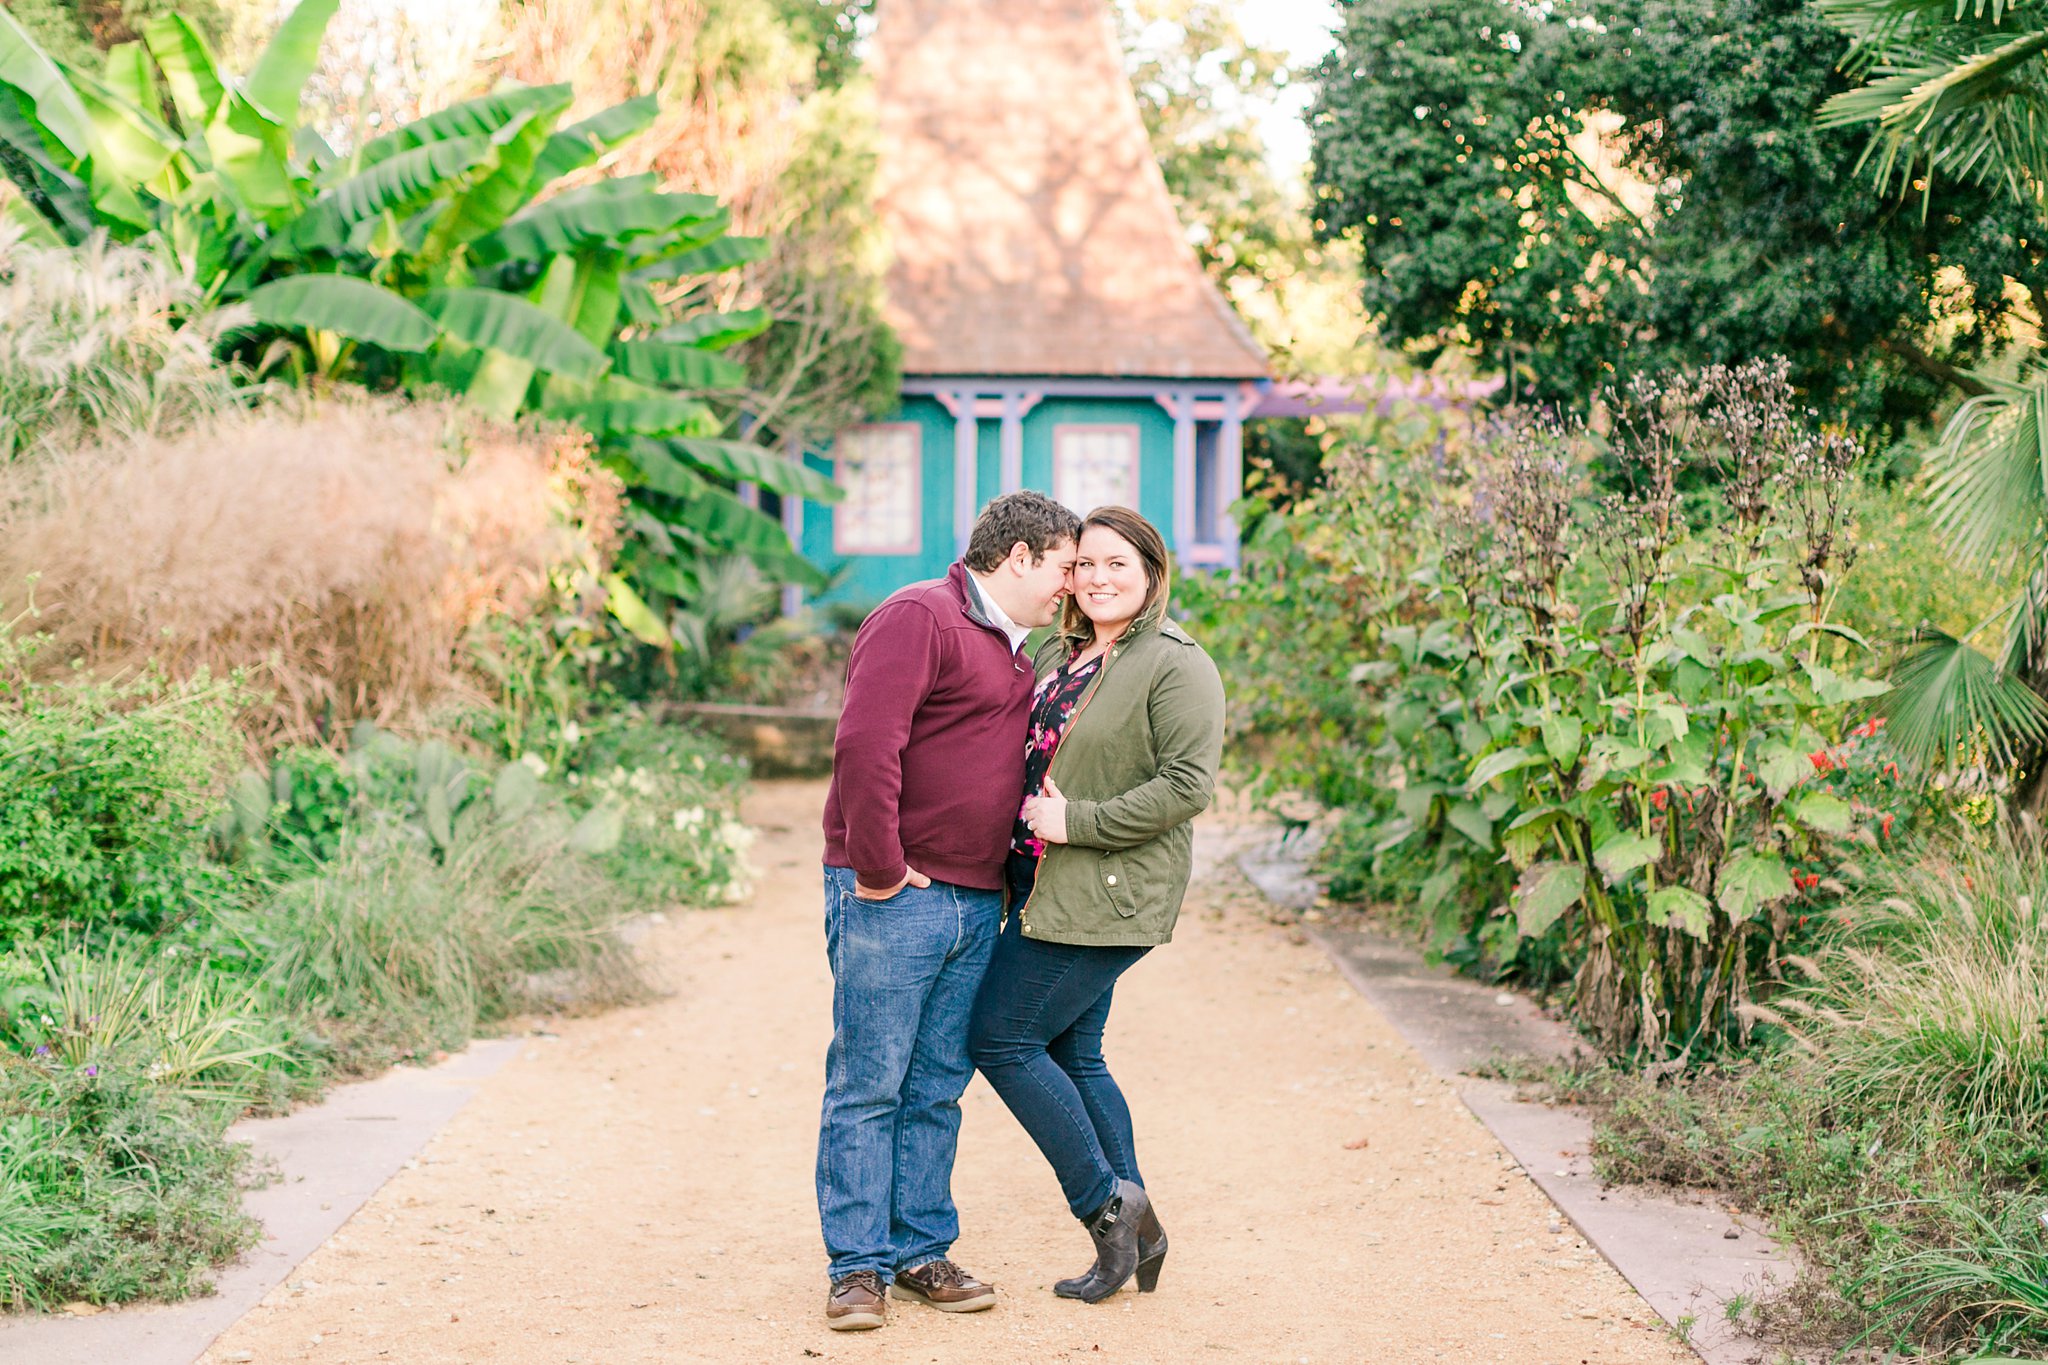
[1004,540,1032,574]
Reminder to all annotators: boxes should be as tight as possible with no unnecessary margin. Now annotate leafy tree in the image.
[1819,0,2048,781]
[1118,0,1300,288]
[1309,0,2046,437]
[496,0,899,451]
[0,0,230,69]
[0,1,836,645]
[773,0,873,90]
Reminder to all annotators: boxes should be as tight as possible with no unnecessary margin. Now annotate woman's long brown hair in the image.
[1057,504,1172,647]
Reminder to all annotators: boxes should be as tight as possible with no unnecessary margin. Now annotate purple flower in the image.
[83,1065,98,1078]
[33,1045,48,1056]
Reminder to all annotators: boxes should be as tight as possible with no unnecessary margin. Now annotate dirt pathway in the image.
[201,781,1694,1365]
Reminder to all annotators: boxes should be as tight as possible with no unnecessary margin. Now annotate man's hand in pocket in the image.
[853,866,931,901]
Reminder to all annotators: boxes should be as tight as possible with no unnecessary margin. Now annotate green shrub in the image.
[240,813,649,1076]
[1195,360,1921,1056]
[570,707,754,908]
[0,622,250,948]
[1577,841,2048,1354]
[0,1055,259,1309]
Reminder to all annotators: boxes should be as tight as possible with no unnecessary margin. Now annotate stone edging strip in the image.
[0,1038,521,1365]
[1235,826,1788,1365]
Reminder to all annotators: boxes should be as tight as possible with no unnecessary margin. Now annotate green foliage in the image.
[1577,840,2048,1355]
[773,0,874,90]
[1308,0,2046,438]
[0,1052,259,1309]
[567,707,754,908]
[0,618,248,948]
[0,5,837,640]
[1818,0,2048,211]
[1814,1,2048,791]
[1193,360,1929,1056]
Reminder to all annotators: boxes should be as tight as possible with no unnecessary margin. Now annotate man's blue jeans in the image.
[816,866,1000,1283]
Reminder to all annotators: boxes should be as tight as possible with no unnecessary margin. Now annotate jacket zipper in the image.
[1018,642,1120,935]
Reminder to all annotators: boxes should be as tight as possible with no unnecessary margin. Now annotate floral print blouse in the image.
[1011,651,1104,858]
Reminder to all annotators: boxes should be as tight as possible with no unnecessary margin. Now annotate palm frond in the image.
[1922,366,2048,573]
[1880,625,2048,767]
[1817,0,2048,202]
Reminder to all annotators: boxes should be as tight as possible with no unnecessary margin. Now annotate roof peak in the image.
[874,0,1269,382]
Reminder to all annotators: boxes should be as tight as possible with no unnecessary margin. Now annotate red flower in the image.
[1880,813,1895,839]
[1883,761,1900,781]
[1650,789,1668,811]
[1809,751,1834,773]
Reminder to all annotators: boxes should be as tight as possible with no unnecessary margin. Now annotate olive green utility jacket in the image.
[1017,618,1226,947]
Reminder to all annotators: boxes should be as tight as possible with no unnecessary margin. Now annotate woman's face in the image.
[1073,525,1150,632]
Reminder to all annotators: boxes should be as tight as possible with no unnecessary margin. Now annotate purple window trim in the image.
[1052,422,1142,516]
[833,421,924,557]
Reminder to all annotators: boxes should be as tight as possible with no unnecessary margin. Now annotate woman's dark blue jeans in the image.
[968,856,1151,1220]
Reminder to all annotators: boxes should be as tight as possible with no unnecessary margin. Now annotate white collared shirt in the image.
[968,571,1031,655]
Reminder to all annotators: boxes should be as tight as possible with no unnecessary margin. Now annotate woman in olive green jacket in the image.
[967,505,1225,1304]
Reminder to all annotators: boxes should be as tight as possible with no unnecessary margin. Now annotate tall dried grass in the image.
[0,395,622,748]
[0,226,251,460]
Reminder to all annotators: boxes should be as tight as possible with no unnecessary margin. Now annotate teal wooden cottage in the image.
[784,0,1270,606]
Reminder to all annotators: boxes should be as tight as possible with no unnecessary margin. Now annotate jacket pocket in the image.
[1100,852,1139,918]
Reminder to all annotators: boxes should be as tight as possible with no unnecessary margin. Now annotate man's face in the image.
[1007,537,1078,628]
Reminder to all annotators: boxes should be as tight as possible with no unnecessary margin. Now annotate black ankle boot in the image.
[1053,1180,1149,1302]
[1134,1198,1167,1293]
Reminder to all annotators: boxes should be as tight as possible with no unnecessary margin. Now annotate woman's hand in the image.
[1022,776,1070,845]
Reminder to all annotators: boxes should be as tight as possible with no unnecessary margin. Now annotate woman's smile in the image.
[1073,526,1148,630]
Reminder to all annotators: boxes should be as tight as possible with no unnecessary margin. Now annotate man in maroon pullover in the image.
[817,491,1080,1329]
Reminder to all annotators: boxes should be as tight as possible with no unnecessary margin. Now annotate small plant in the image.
[0,1052,261,1309]
[0,628,250,947]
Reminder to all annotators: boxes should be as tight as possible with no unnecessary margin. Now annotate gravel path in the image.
[201,780,1695,1365]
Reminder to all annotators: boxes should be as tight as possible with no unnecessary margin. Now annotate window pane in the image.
[1054,425,1137,515]
[835,424,921,555]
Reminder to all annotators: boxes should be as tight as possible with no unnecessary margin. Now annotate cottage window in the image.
[1053,424,1140,515]
[834,423,922,555]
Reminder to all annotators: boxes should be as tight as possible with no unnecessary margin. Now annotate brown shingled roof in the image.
[873,0,1269,381]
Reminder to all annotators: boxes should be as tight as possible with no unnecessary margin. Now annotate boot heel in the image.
[1135,1249,1165,1293]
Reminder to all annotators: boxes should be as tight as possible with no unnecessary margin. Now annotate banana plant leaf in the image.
[531,95,657,186]
[346,84,571,176]
[291,134,493,252]
[545,395,719,439]
[470,185,720,264]
[609,339,747,390]
[70,72,179,188]
[0,8,90,160]
[659,436,841,502]
[603,573,672,647]
[205,89,292,221]
[618,277,663,326]
[244,0,336,124]
[689,480,828,589]
[102,43,160,118]
[611,440,708,500]
[244,274,439,352]
[423,286,609,382]
[142,16,226,130]
[0,98,92,239]
[611,445,825,590]
[424,98,570,253]
[631,234,767,282]
[656,307,772,350]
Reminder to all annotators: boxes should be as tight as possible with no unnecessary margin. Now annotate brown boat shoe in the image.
[892,1258,997,1312]
[825,1269,888,1330]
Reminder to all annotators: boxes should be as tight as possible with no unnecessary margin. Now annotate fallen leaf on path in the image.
[1343,1137,1369,1150]
[59,1302,101,1316]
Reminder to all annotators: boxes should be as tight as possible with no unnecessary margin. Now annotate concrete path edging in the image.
[1234,825,1792,1365]
[0,1038,521,1365]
